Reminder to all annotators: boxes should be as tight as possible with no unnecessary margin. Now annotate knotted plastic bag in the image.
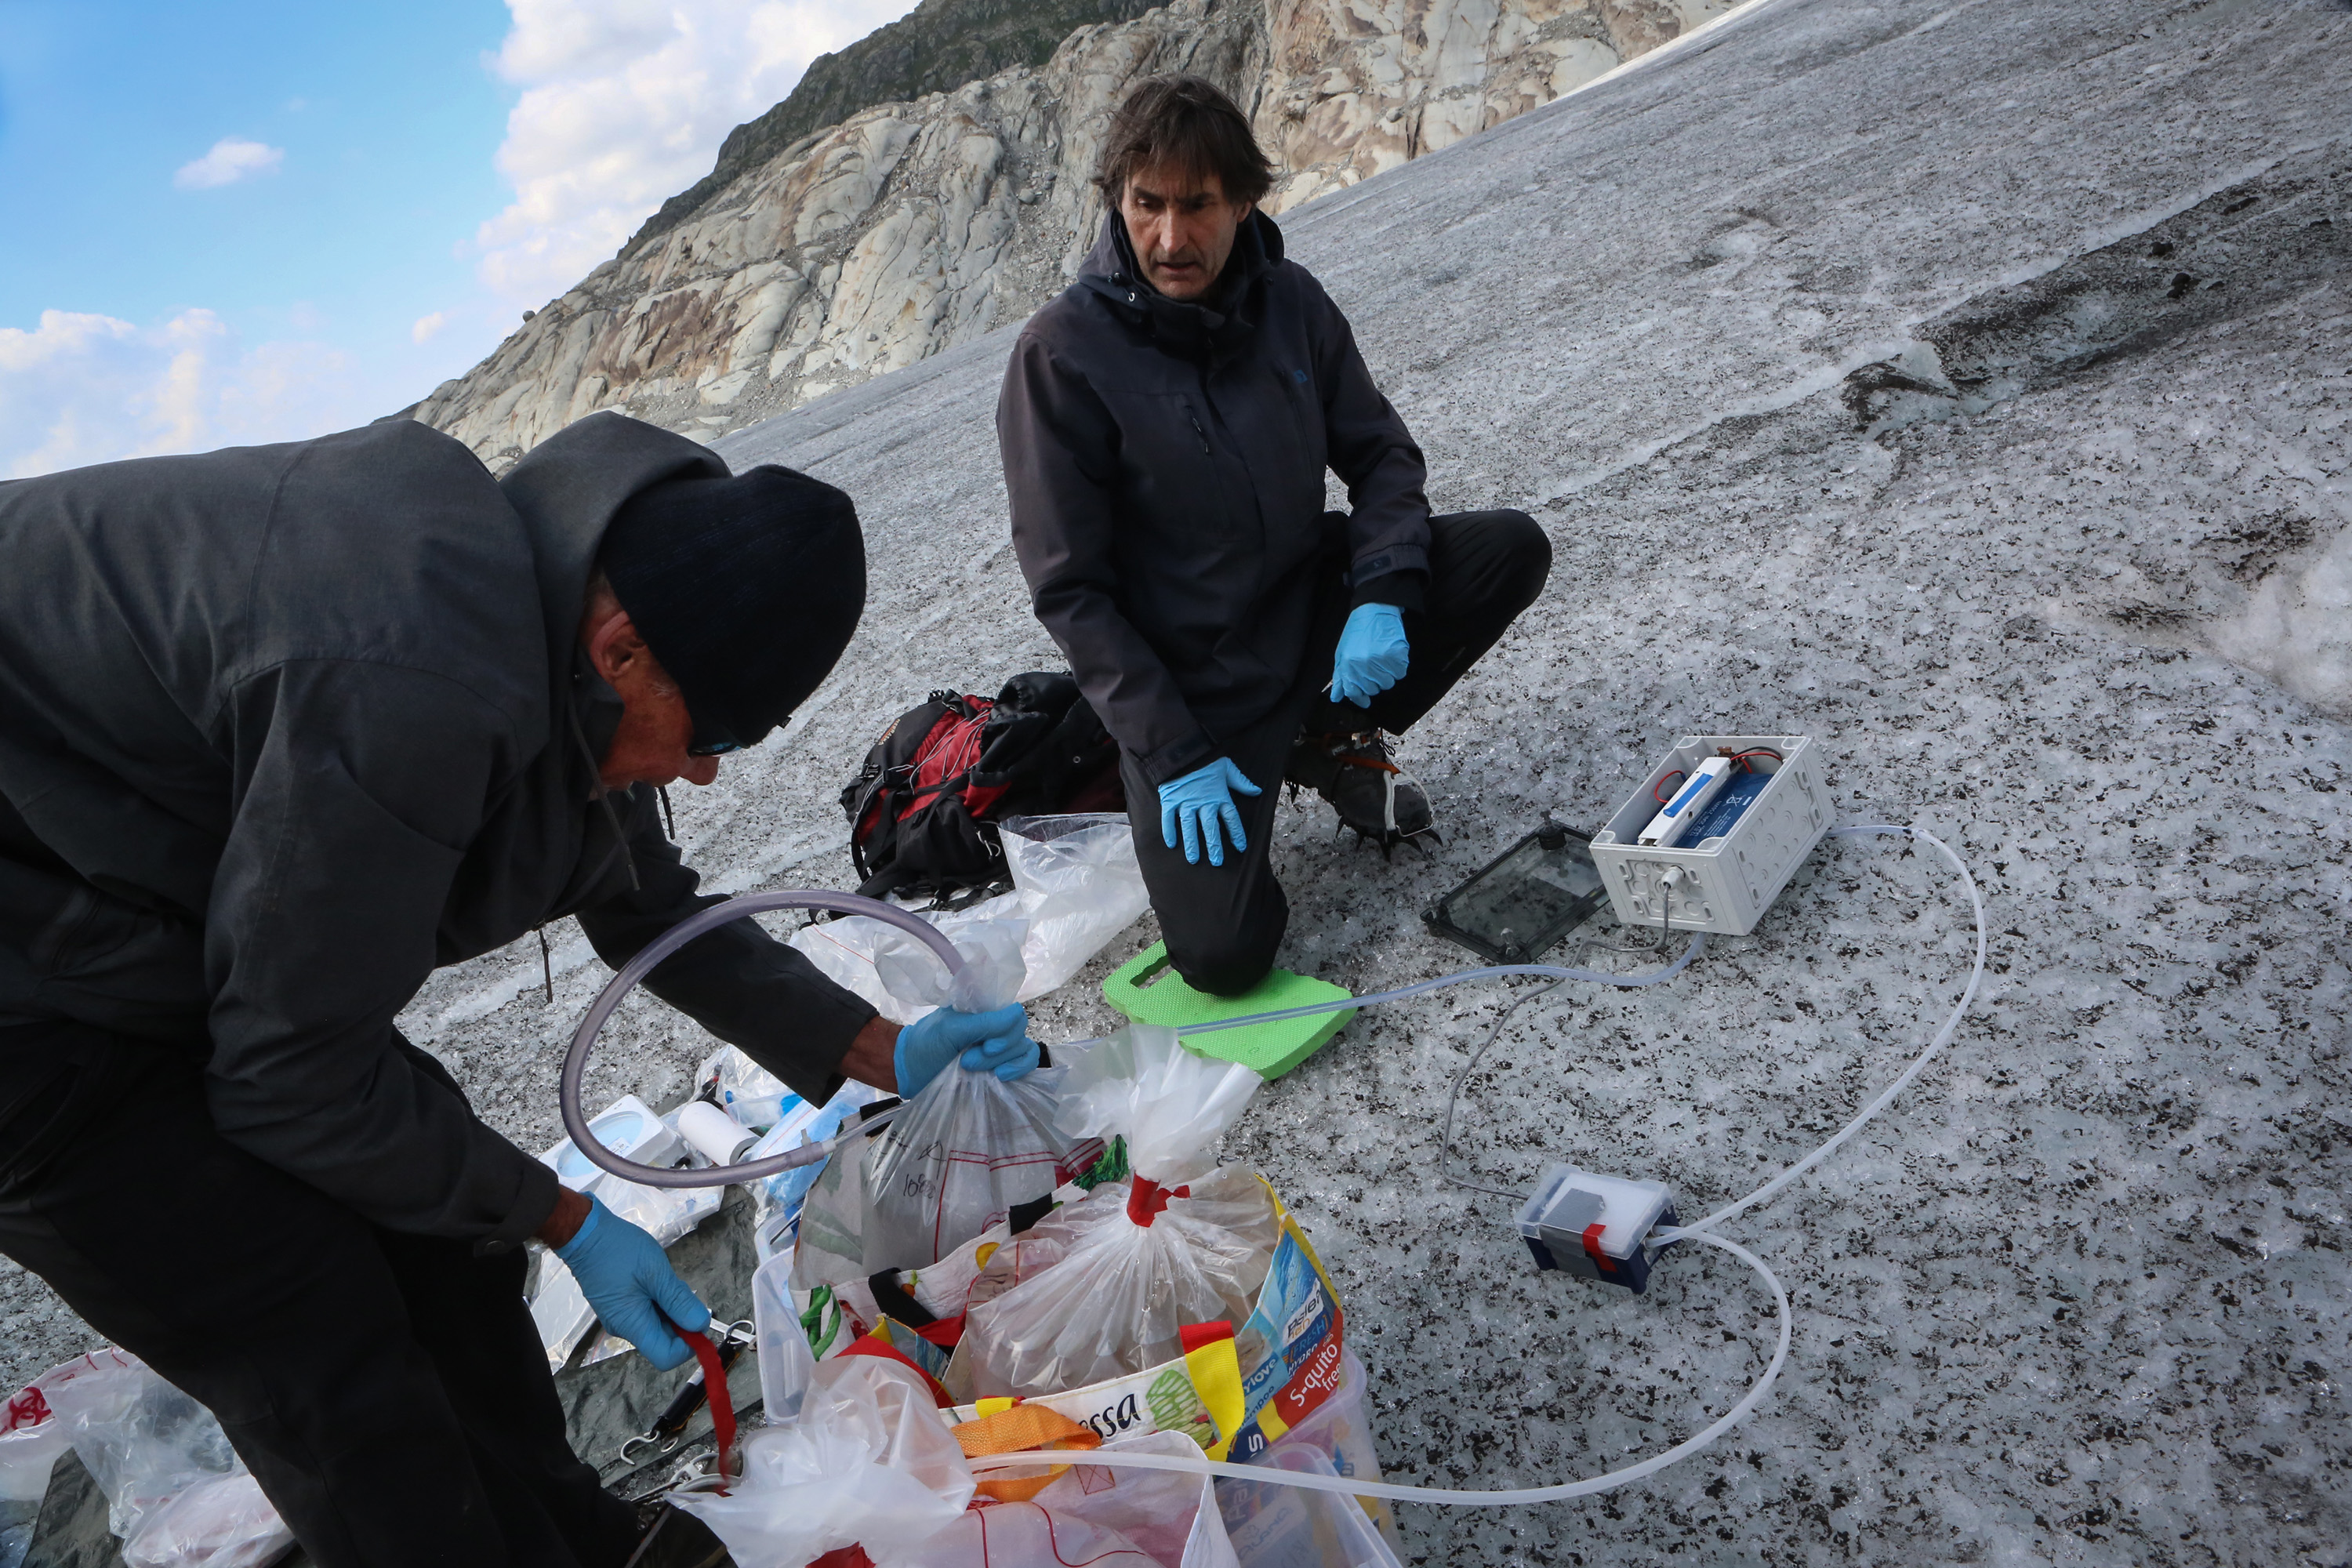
[787,820,1149,1021]
[960,1025,1277,1398]
[857,1062,1099,1277]
[796,921,1099,1281]
[27,1351,293,1568]
[670,1356,974,1567]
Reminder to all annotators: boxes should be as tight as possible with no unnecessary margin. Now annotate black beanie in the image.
[597,464,866,752]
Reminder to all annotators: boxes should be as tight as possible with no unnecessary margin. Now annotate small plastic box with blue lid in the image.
[1515,1164,1678,1293]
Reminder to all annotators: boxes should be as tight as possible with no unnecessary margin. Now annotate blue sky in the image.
[0,0,913,477]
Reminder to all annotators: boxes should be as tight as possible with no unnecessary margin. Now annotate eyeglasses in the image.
[687,721,742,758]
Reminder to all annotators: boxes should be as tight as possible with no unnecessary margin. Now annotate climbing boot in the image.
[1286,731,1436,854]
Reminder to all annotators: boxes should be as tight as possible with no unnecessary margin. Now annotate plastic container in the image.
[1250,1350,1398,1550]
[544,1095,684,1184]
[1588,735,1831,936]
[752,1254,816,1425]
[1219,1355,1404,1568]
[1514,1164,1677,1294]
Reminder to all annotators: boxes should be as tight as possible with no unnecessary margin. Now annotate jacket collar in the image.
[1077,209,1284,361]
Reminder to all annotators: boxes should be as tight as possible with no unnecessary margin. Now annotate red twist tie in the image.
[1125,1178,1190,1227]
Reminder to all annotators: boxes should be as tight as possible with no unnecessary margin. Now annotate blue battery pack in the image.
[1672,768,1769,847]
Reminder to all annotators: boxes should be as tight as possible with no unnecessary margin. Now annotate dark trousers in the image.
[0,1022,636,1568]
[1121,508,1552,996]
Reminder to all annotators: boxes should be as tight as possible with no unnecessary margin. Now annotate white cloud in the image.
[472,0,916,307]
[174,137,286,191]
[412,310,452,343]
[0,308,365,479]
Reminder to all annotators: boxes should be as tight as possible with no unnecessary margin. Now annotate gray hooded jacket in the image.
[998,212,1431,785]
[0,412,875,1250]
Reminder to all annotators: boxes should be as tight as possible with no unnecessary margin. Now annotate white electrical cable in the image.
[1668,823,1987,1238]
[964,1229,1790,1505]
[961,820,1980,1508]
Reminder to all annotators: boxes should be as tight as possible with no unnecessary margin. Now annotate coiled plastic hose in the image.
[559,824,1985,1504]
[561,891,960,1189]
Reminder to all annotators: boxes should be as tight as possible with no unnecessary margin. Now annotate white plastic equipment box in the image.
[1589,734,1831,937]
[1515,1163,1677,1293]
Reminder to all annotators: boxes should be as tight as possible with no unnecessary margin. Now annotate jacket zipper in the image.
[1186,412,1210,455]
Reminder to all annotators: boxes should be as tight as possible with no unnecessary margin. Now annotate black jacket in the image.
[997,212,1431,785]
[0,412,874,1251]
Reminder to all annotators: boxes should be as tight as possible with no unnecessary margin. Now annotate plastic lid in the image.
[1514,1164,1672,1261]
[556,1106,651,1180]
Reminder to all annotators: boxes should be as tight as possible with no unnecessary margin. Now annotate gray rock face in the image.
[621,0,1173,262]
[7,0,2349,1563]
[406,0,1737,466]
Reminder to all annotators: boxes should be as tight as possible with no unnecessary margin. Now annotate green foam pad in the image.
[1101,942,1353,1080]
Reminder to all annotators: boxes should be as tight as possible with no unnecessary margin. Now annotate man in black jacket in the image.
[0,412,1030,1566]
[1000,76,1552,996]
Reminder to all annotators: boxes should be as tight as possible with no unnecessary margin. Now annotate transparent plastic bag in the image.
[961,1165,1279,1399]
[1033,1429,1241,1568]
[793,915,1029,1027]
[36,1351,293,1568]
[670,1356,974,1566]
[751,1254,817,1425]
[793,920,1078,1283]
[1227,1350,1398,1555]
[859,1063,1098,1276]
[2,1363,78,1568]
[743,1079,883,1263]
[1054,1025,1264,1185]
[960,1025,1274,1398]
[1216,1446,1403,1568]
[996,815,1151,996]
[788,816,1149,1022]
[121,1472,291,1568]
[887,1501,1160,1566]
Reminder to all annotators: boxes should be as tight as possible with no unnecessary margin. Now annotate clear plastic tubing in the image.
[562,824,1981,1506]
[561,891,965,1189]
[965,821,1984,1508]
[968,1228,1790,1505]
[561,898,1705,1189]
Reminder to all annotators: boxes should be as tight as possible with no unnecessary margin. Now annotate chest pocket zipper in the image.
[1185,406,1211,455]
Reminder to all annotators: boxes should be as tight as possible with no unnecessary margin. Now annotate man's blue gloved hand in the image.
[1157,757,1262,868]
[895,1003,1038,1098]
[552,1196,710,1372]
[1330,603,1410,707]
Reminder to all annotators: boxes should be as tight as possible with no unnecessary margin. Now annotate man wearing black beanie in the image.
[0,411,1034,1567]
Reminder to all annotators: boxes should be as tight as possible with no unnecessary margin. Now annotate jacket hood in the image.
[496,412,731,684]
[1077,209,1285,358]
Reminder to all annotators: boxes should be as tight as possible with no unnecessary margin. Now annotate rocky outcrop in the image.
[622,0,1169,262]
[408,0,1737,466]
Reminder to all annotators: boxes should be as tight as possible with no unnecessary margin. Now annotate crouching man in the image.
[999,75,1553,997]
[0,412,1032,1567]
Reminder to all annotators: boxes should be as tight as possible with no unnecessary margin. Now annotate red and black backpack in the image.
[840,672,1123,904]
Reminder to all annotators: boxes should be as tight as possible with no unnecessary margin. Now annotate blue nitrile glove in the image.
[552,1196,710,1372]
[1330,603,1410,707]
[1156,757,1262,868]
[894,1003,1038,1098]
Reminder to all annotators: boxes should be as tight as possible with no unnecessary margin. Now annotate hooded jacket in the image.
[997,211,1431,785]
[0,412,875,1250]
